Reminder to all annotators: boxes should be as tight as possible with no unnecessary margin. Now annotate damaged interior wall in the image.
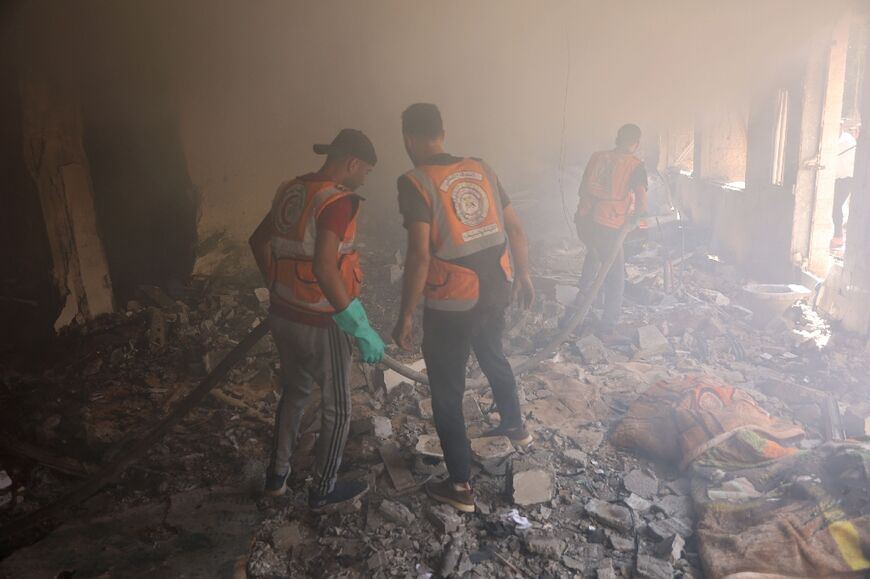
[0,1,198,345]
[171,0,846,243]
[674,11,868,284]
[819,14,870,334]
[1,0,862,343]
[0,63,59,346]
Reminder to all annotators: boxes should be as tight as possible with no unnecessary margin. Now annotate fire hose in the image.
[381,221,632,385]
[1,223,630,537]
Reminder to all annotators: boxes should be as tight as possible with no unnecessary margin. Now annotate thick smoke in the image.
[3,0,855,241]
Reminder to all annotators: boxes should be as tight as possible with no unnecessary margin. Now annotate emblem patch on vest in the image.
[451,181,490,227]
[274,183,305,234]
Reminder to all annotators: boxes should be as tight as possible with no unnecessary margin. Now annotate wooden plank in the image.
[0,433,95,478]
[378,443,416,492]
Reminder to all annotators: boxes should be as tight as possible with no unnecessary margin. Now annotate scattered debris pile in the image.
[2,235,870,577]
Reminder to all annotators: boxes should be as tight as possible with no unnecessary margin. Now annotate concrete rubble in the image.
[2,234,870,579]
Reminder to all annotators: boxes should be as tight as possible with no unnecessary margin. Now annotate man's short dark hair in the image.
[616,124,642,147]
[402,103,443,138]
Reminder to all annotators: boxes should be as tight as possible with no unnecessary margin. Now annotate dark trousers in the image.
[833,177,852,237]
[422,306,523,483]
[578,220,625,328]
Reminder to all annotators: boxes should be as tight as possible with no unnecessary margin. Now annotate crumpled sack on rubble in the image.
[694,443,870,578]
[610,375,804,470]
[611,375,870,578]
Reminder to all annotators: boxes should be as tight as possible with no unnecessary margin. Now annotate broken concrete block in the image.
[272,521,306,551]
[439,534,463,576]
[375,363,422,398]
[654,533,685,564]
[462,394,484,423]
[511,469,554,506]
[635,554,675,579]
[562,448,588,466]
[379,443,417,492]
[418,398,433,419]
[372,416,392,440]
[585,498,633,533]
[389,263,403,284]
[608,533,635,552]
[652,495,693,519]
[591,555,614,577]
[414,454,447,476]
[426,504,463,534]
[569,430,604,451]
[566,544,605,572]
[576,334,609,365]
[648,517,693,540]
[379,499,416,526]
[636,325,671,356]
[561,555,585,572]
[415,434,444,459]
[524,535,565,559]
[623,468,658,499]
[624,493,652,513]
[843,405,870,438]
[0,470,11,491]
[470,436,514,462]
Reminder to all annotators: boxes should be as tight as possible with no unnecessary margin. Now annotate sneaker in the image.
[309,480,369,511]
[830,236,844,250]
[264,469,290,497]
[481,424,533,447]
[425,479,475,513]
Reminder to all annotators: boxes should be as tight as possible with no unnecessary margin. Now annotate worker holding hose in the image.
[392,103,534,513]
[249,129,383,509]
[574,124,648,342]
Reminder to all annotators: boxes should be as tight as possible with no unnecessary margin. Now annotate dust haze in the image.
[3,0,854,240]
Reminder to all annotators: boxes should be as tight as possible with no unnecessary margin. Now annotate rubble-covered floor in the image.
[2,232,870,578]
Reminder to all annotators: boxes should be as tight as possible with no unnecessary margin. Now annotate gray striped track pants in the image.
[268,314,353,496]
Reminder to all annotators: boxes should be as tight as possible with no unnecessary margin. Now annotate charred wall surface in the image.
[0,64,60,348]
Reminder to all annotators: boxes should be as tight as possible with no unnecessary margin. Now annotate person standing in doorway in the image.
[831,118,860,253]
[249,129,384,509]
[574,124,648,341]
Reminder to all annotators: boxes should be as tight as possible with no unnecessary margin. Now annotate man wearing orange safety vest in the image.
[249,129,384,509]
[392,103,534,513]
[575,124,648,338]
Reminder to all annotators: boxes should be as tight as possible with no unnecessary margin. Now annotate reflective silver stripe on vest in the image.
[406,159,506,261]
[271,281,331,311]
[272,238,355,258]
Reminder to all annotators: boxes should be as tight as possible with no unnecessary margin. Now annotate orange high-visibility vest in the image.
[268,176,362,314]
[577,150,643,229]
[403,158,513,311]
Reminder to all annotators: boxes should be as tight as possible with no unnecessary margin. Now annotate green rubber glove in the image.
[332,298,385,364]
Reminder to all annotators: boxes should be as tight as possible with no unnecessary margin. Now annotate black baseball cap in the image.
[313,129,377,166]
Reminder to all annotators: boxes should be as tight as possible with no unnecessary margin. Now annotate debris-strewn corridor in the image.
[3,2,870,578]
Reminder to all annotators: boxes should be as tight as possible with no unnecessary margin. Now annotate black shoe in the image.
[481,424,533,447]
[425,479,475,513]
[309,480,369,511]
[264,469,290,497]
